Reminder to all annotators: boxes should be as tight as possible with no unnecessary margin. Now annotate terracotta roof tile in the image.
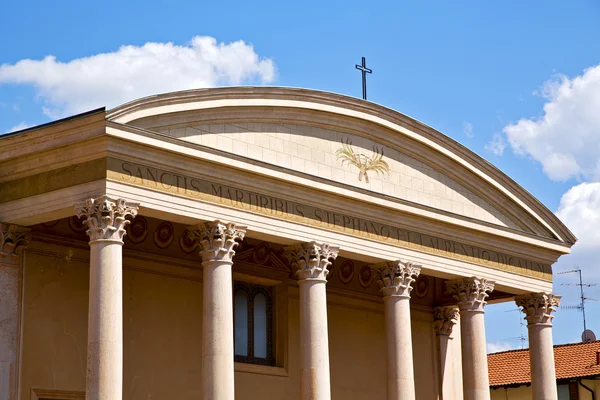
[488,340,600,387]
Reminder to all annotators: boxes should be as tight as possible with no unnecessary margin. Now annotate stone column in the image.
[189,221,246,400]
[434,306,460,400]
[371,261,421,400]
[447,277,494,400]
[75,196,139,400]
[285,242,339,400]
[0,224,31,400]
[515,293,561,400]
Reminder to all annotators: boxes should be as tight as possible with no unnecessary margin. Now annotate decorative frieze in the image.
[74,196,139,243]
[515,292,561,326]
[154,221,174,248]
[338,260,355,283]
[0,223,31,264]
[106,159,553,281]
[358,265,374,288]
[433,306,460,336]
[446,277,495,312]
[371,260,421,298]
[188,220,246,262]
[284,242,339,280]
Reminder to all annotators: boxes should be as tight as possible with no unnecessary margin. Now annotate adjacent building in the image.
[489,340,600,399]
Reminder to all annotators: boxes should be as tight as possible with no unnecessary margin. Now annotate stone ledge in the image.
[234,362,289,377]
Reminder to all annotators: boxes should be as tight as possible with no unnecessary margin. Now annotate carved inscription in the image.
[108,159,552,280]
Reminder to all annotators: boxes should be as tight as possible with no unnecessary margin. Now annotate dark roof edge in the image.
[0,107,106,139]
[488,340,600,356]
[491,375,600,388]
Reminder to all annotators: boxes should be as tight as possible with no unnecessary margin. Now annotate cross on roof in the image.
[355,57,372,100]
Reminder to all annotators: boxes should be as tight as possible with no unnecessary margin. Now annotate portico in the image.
[0,87,574,399]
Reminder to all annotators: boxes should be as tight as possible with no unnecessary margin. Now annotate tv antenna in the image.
[504,308,527,349]
[558,268,599,342]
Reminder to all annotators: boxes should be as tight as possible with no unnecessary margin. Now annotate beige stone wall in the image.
[20,243,439,399]
[491,381,600,399]
[579,379,600,400]
[154,121,519,230]
[490,385,531,400]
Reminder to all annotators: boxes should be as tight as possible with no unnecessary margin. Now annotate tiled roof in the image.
[488,340,600,387]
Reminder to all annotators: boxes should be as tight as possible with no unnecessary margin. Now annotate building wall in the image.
[491,380,600,400]
[18,242,440,399]
[577,379,600,400]
[490,385,532,400]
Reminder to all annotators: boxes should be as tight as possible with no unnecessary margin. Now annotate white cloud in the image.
[484,133,506,155]
[486,342,514,354]
[463,122,474,138]
[556,182,600,252]
[0,36,276,118]
[5,122,30,134]
[498,65,600,181]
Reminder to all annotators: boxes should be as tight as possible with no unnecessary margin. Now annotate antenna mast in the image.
[558,268,598,341]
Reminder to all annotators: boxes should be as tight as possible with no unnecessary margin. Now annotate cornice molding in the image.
[101,132,569,259]
[105,87,575,245]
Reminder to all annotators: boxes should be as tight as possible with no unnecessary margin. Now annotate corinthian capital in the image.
[447,277,494,312]
[371,260,421,298]
[515,292,561,326]
[74,196,139,243]
[433,306,459,336]
[284,242,339,281]
[0,223,31,264]
[188,220,246,262]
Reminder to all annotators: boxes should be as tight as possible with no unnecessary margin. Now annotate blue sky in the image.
[2,0,600,350]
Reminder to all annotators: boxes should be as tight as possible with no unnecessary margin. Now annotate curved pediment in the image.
[107,87,575,246]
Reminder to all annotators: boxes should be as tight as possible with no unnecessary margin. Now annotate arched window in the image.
[233,283,274,365]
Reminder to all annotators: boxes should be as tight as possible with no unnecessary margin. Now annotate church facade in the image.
[0,87,575,400]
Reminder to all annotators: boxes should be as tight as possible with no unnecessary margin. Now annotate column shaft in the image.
[459,311,490,400]
[438,335,452,400]
[516,292,560,400]
[529,325,557,400]
[447,277,494,400]
[0,223,30,400]
[385,296,415,400]
[372,260,421,400]
[285,241,338,400]
[75,196,138,400]
[189,220,246,400]
[299,279,331,400]
[202,260,235,400]
[87,241,124,400]
[434,306,460,400]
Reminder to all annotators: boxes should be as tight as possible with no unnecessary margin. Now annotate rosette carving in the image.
[371,260,421,298]
[433,306,459,336]
[188,221,246,262]
[515,292,561,326]
[446,277,494,312]
[284,242,339,281]
[0,223,31,263]
[74,196,139,242]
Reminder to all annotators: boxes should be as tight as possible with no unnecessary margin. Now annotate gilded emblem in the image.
[335,137,390,183]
